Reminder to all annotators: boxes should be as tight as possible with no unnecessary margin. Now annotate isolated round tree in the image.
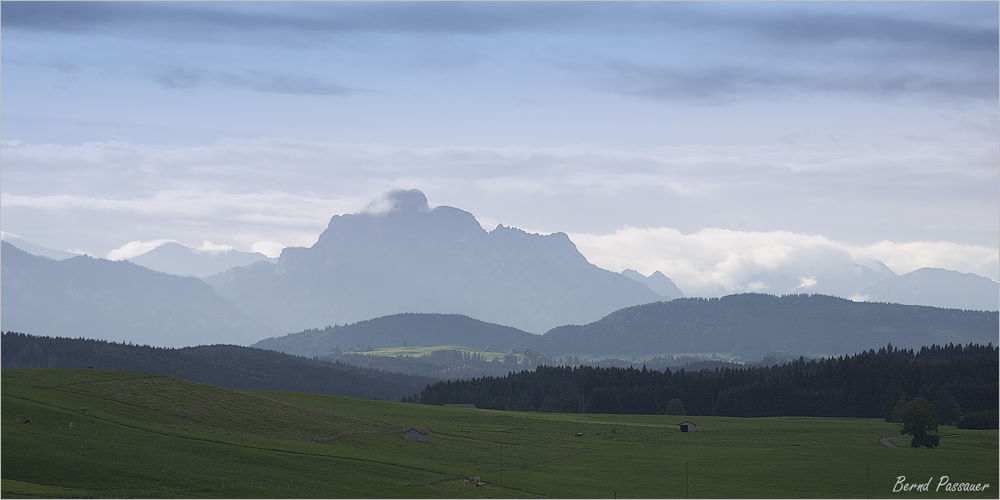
[899,397,940,448]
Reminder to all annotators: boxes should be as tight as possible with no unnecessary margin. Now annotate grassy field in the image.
[2,368,997,498]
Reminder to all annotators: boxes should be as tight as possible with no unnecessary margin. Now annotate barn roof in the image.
[405,427,429,435]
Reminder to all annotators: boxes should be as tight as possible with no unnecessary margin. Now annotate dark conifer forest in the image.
[1,332,434,401]
[5,331,995,427]
[409,343,998,422]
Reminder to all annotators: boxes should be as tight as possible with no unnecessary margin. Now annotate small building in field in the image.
[404,427,429,442]
[679,421,697,432]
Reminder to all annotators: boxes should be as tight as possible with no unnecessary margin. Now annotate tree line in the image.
[1,331,435,401]
[319,346,742,380]
[407,343,998,427]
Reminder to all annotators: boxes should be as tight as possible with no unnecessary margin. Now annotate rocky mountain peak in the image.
[211,189,663,333]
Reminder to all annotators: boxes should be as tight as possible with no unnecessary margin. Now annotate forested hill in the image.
[535,294,999,359]
[411,343,999,420]
[252,294,997,362]
[253,313,537,357]
[1,332,435,401]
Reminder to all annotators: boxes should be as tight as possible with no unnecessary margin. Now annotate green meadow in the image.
[2,369,997,498]
[351,345,519,362]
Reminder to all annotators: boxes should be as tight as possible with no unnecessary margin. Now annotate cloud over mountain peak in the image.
[210,189,661,333]
[362,188,430,215]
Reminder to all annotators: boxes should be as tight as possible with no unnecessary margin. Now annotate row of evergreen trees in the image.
[408,343,998,424]
[1,331,435,401]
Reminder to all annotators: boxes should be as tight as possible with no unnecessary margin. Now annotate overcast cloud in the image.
[2,1,997,294]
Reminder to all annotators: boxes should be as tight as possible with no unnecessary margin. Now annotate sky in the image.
[2,1,998,296]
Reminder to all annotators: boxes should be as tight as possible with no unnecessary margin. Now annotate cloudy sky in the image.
[2,1,998,295]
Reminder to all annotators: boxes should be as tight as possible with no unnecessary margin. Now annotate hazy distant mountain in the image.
[705,260,897,299]
[1,233,78,260]
[206,189,661,334]
[127,241,274,278]
[253,313,538,357]
[621,269,684,298]
[861,268,999,312]
[0,242,271,348]
[532,293,999,360]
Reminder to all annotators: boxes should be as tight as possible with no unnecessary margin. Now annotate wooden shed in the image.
[404,427,429,442]
[679,421,697,432]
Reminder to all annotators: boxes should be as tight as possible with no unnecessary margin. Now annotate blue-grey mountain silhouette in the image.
[621,269,684,298]
[532,293,999,360]
[861,267,999,312]
[127,241,274,278]
[1,233,78,260]
[0,241,271,347]
[206,189,662,334]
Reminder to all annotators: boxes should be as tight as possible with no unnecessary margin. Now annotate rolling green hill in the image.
[3,369,997,498]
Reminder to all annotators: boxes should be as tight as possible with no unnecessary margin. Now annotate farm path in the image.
[879,435,902,448]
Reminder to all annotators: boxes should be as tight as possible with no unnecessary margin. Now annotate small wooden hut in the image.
[404,427,429,442]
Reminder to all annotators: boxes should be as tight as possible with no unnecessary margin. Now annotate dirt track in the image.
[879,435,901,448]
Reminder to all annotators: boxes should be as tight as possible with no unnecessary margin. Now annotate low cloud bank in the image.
[107,239,179,261]
[3,138,996,283]
[570,226,999,298]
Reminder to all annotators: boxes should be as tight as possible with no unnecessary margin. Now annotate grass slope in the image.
[349,345,520,362]
[3,369,997,498]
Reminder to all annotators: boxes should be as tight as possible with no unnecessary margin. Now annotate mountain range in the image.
[2,189,997,352]
[859,267,1000,312]
[0,234,275,278]
[0,242,270,348]
[621,269,684,297]
[205,189,664,334]
[127,242,275,278]
[1,233,80,260]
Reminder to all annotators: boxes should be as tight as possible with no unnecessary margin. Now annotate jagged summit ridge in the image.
[312,190,484,254]
[209,189,662,333]
[621,269,684,299]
